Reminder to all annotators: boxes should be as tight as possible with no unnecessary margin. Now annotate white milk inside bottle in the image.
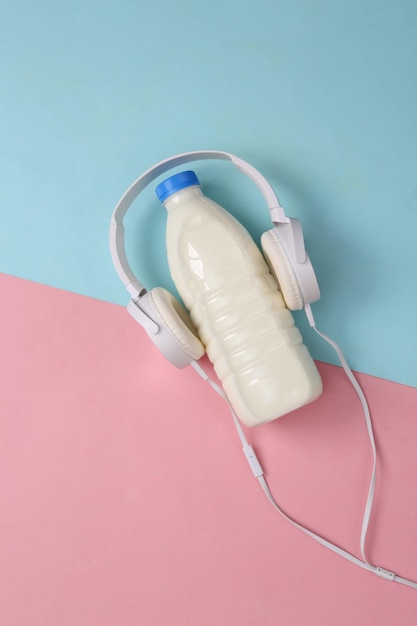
[156,171,322,427]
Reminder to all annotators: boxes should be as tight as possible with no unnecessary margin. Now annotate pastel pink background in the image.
[1,272,417,625]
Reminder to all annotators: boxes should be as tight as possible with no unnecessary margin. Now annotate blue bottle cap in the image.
[155,170,200,203]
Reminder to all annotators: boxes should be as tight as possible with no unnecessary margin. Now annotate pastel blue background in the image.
[1,0,416,387]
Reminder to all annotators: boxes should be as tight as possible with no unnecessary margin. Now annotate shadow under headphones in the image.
[109,150,320,369]
[109,150,417,591]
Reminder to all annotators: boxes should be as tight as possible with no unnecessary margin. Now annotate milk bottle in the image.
[156,171,322,427]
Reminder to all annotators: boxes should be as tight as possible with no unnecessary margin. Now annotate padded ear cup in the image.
[148,287,205,361]
[261,229,304,311]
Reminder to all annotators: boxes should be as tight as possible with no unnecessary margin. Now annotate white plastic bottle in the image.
[156,171,322,427]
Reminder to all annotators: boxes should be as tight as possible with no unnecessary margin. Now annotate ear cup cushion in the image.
[149,287,205,360]
[261,229,304,311]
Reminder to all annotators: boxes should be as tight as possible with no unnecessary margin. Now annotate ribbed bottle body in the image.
[165,187,322,426]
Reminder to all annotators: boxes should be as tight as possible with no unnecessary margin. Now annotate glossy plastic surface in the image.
[163,185,322,426]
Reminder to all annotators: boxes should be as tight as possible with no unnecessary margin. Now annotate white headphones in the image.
[109,150,417,591]
[110,150,320,368]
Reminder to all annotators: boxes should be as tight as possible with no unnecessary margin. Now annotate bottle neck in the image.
[163,185,203,212]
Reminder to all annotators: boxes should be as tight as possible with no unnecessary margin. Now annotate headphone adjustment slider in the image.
[127,298,160,335]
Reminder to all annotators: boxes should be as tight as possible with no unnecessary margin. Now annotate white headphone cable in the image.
[190,308,417,591]
[304,303,377,568]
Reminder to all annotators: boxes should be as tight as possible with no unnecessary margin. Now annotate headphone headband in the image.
[109,150,289,299]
